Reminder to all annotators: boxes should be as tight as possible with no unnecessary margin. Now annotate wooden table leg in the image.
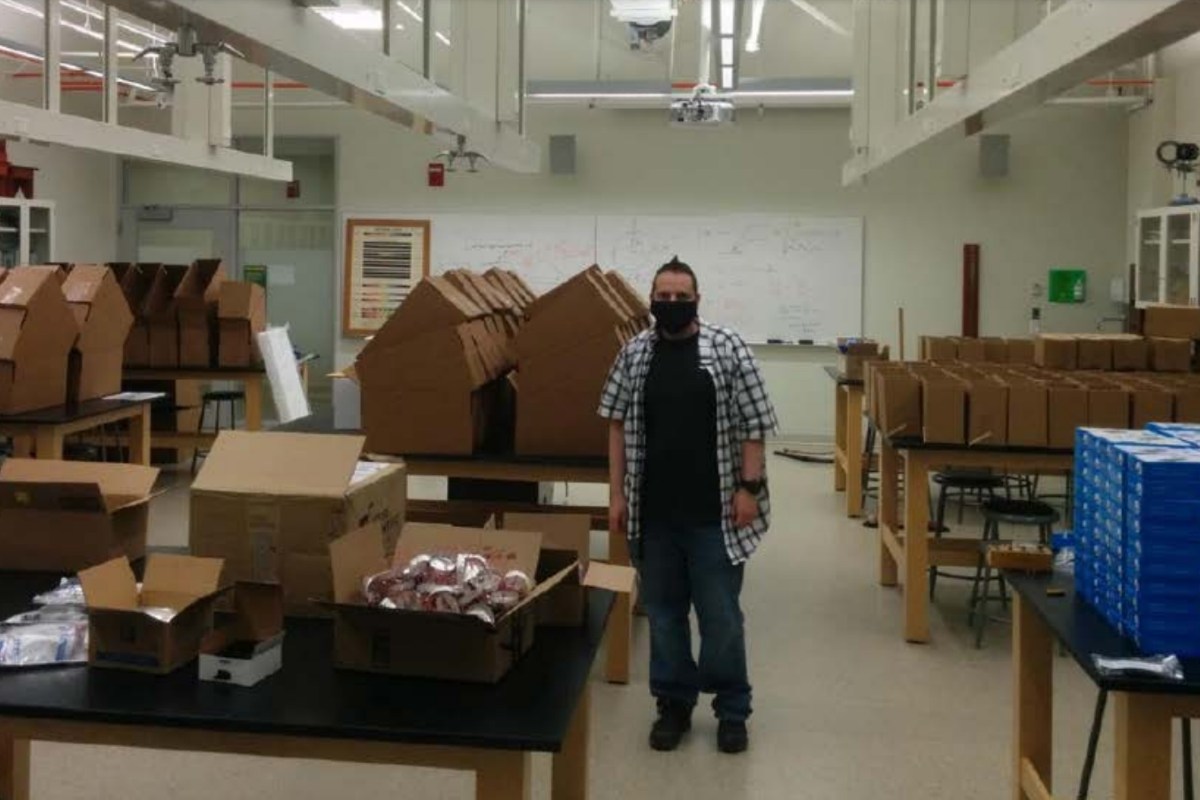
[0,734,30,800]
[34,426,64,460]
[1114,693,1172,800]
[244,376,264,431]
[605,530,632,684]
[129,403,152,466]
[878,440,899,587]
[834,384,847,492]
[1012,593,1053,800]
[845,386,865,517]
[552,686,590,800]
[902,450,930,643]
[476,750,532,800]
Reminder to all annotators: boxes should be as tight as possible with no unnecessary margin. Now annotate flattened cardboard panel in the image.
[192,431,365,497]
[79,557,139,610]
[143,553,224,597]
[503,512,590,564]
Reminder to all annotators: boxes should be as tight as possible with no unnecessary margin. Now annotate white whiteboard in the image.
[412,213,862,343]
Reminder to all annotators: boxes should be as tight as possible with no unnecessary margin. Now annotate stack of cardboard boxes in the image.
[62,265,134,403]
[0,266,79,413]
[866,359,1200,447]
[355,272,524,455]
[514,266,649,457]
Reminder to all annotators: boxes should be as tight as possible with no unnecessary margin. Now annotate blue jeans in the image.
[637,519,751,722]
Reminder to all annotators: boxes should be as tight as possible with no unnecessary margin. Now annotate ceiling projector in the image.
[669,86,735,128]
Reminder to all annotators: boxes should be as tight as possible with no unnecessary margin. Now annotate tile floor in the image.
[27,452,1190,799]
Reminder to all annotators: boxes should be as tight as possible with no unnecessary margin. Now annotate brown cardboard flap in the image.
[582,561,637,594]
[232,582,284,640]
[503,512,590,565]
[393,523,542,577]
[0,458,158,512]
[329,523,390,603]
[143,553,225,598]
[0,267,57,308]
[0,481,106,514]
[191,431,366,497]
[0,307,24,360]
[79,556,139,610]
[506,559,578,618]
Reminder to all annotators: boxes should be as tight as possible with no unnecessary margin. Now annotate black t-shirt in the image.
[642,332,722,525]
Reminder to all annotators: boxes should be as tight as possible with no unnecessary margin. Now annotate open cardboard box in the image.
[0,458,158,571]
[78,553,227,674]
[175,259,226,367]
[217,281,266,368]
[143,264,187,368]
[190,431,407,615]
[501,512,637,628]
[0,266,79,413]
[325,522,576,682]
[199,581,285,687]
[109,263,157,368]
[62,264,134,403]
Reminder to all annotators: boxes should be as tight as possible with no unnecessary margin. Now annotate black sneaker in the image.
[649,702,693,751]
[717,720,748,754]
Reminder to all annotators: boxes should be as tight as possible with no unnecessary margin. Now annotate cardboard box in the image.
[1076,337,1114,372]
[837,340,887,381]
[217,282,267,368]
[0,458,157,571]
[1130,384,1175,428]
[955,338,987,363]
[1150,337,1193,373]
[61,265,134,403]
[875,369,921,438]
[1034,335,1078,371]
[1006,338,1036,365]
[515,266,645,457]
[1047,384,1089,448]
[503,512,590,626]
[966,377,1008,446]
[0,267,79,413]
[109,263,157,368]
[189,431,407,615]
[1008,381,1048,447]
[1087,386,1130,429]
[174,259,225,367]
[1112,337,1150,372]
[921,336,957,362]
[1174,385,1200,423]
[143,264,187,368]
[1143,305,1200,340]
[920,377,966,444]
[199,582,285,687]
[604,270,651,324]
[78,553,227,674]
[325,522,576,682]
[982,338,1009,363]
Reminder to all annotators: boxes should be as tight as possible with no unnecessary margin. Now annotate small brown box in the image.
[1077,337,1114,371]
[1006,339,1036,366]
[922,336,958,362]
[876,370,922,439]
[217,282,267,368]
[1035,335,1078,371]
[1150,338,1193,373]
[1087,386,1131,429]
[1112,337,1150,371]
[982,338,1008,363]
[1047,384,1089,448]
[1143,305,1200,340]
[1174,386,1200,423]
[1130,384,1175,428]
[921,377,966,444]
[966,377,1009,446]
[955,339,987,363]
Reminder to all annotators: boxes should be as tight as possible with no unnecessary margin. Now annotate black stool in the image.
[928,469,1005,599]
[969,498,1058,648]
[191,390,245,474]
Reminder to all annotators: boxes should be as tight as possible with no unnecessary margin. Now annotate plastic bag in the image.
[1093,653,1184,681]
[4,606,87,626]
[32,578,85,606]
[0,622,88,667]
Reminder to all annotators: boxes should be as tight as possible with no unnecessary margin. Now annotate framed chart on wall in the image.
[342,217,431,337]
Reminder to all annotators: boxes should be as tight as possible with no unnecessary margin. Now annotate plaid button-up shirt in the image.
[597,321,779,564]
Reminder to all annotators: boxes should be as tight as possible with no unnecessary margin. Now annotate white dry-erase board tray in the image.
[346,213,864,344]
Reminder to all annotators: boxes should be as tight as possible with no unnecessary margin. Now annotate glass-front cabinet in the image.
[1137,207,1200,307]
[0,198,55,267]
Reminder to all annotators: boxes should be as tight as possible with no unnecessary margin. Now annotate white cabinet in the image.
[0,198,55,268]
[1136,206,1200,307]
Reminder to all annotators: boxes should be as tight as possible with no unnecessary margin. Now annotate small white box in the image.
[198,633,284,688]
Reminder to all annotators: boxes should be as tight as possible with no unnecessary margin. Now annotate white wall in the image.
[7,141,119,263]
[226,101,1128,439]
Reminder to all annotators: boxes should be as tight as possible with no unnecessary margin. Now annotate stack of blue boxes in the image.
[1075,424,1200,655]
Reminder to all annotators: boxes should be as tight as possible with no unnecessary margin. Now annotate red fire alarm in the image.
[286,180,301,199]
[428,162,445,188]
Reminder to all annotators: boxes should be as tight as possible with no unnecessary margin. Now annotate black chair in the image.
[191,390,245,474]
[928,469,1005,599]
[968,498,1059,648]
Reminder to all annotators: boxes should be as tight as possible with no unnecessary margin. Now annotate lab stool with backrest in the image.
[191,390,245,474]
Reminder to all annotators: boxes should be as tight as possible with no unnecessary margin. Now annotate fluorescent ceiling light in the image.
[313,7,382,31]
[721,66,735,89]
[435,31,451,46]
[720,36,734,64]
[396,1,423,23]
[745,0,764,52]
[785,0,850,37]
[0,42,157,92]
[526,90,854,100]
[609,0,677,25]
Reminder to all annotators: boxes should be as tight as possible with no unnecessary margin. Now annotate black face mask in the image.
[651,300,698,335]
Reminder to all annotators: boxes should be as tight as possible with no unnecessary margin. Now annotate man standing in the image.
[598,257,778,754]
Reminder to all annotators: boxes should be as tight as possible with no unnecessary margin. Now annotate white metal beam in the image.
[43,0,60,113]
[105,0,540,173]
[844,0,1200,185]
[0,98,293,181]
[103,5,119,124]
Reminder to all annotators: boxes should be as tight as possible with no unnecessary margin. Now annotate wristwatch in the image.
[739,478,764,495]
